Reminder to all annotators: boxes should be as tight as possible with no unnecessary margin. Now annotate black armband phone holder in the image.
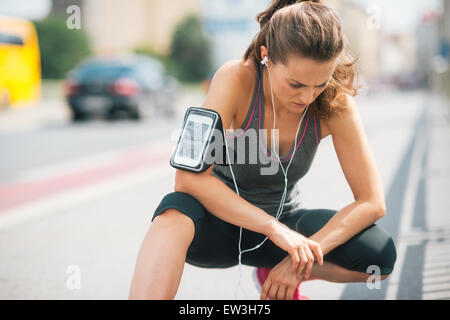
[170,107,233,173]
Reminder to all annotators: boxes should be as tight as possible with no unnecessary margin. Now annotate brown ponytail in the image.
[256,0,315,28]
[243,0,359,120]
[243,0,322,64]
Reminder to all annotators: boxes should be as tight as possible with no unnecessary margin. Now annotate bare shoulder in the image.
[325,94,359,137]
[202,59,256,129]
[211,59,255,99]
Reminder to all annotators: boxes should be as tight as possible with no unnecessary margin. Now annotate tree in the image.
[170,14,213,82]
[34,15,91,79]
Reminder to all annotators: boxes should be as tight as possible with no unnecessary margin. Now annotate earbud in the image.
[261,56,268,66]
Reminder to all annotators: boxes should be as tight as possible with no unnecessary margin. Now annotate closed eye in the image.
[289,83,305,89]
[289,83,328,89]
[288,80,329,89]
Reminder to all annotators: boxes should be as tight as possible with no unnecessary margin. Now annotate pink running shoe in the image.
[253,267,310,300]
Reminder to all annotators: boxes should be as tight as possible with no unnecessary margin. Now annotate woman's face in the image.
[264,51,338,114]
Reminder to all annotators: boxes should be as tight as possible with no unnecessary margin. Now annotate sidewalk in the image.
[0,81,70,134]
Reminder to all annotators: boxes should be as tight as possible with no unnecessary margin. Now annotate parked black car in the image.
[64,55,179,121]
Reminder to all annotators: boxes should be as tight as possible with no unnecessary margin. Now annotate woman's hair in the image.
[243,0,359,120]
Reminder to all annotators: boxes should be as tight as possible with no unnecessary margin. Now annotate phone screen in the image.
[174,114,213,167]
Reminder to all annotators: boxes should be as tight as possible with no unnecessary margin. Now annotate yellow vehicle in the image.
[0,15,41,107]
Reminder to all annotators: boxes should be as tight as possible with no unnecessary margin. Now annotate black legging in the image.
[152,192,397,276]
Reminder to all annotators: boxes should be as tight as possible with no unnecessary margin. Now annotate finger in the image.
[260,279,271,300]
[310,241,324,265]
[286,287,296,300]
[290,249,300,272]
[304,246,315,279]
[268,283,279,301]
[296,247,308,278]
[308,240,322,265]
[277,286,287,300]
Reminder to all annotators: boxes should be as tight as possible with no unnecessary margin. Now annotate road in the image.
[0,85,449,300]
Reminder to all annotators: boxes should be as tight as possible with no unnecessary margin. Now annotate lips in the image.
[293,102,307,108]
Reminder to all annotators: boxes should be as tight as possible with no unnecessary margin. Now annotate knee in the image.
[379,235,397,277]
[367,234,397,279]
[152,192,205,233]
[149,208,196,252]
[345,225,397,279]
[153,208,195,233]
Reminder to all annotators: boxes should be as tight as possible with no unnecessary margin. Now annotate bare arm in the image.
[309,95,387,255]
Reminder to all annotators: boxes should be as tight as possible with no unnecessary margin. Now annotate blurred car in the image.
[64,54,179,121]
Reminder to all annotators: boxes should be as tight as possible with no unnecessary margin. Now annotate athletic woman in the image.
[129,0,397,300]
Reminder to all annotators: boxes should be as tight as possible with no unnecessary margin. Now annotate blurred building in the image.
[379,33,417,82]
[416,11,440,87]
[439,0,450,54]
[199,0,270,70]
[326,0,381,85]
[438,0,450,98]
[73,0,199,56]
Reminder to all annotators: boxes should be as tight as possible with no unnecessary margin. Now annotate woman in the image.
[129,0,397,300]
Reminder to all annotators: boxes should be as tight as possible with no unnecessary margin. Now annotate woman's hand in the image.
[260,256,302,300]
[267,222,323,278]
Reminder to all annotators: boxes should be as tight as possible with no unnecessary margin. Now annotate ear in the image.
[260,45,269,61]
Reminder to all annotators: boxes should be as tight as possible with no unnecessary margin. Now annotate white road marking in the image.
[9,141,175,184]
[0,163,174,230]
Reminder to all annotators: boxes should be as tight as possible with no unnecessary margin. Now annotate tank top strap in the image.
[226,60,263,138]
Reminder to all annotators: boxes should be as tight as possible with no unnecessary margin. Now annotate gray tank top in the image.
[212,61,321,218]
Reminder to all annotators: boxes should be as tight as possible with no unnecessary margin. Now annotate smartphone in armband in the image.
[170,107,230,173]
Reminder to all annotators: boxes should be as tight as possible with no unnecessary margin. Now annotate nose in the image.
[299,88,315,105]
